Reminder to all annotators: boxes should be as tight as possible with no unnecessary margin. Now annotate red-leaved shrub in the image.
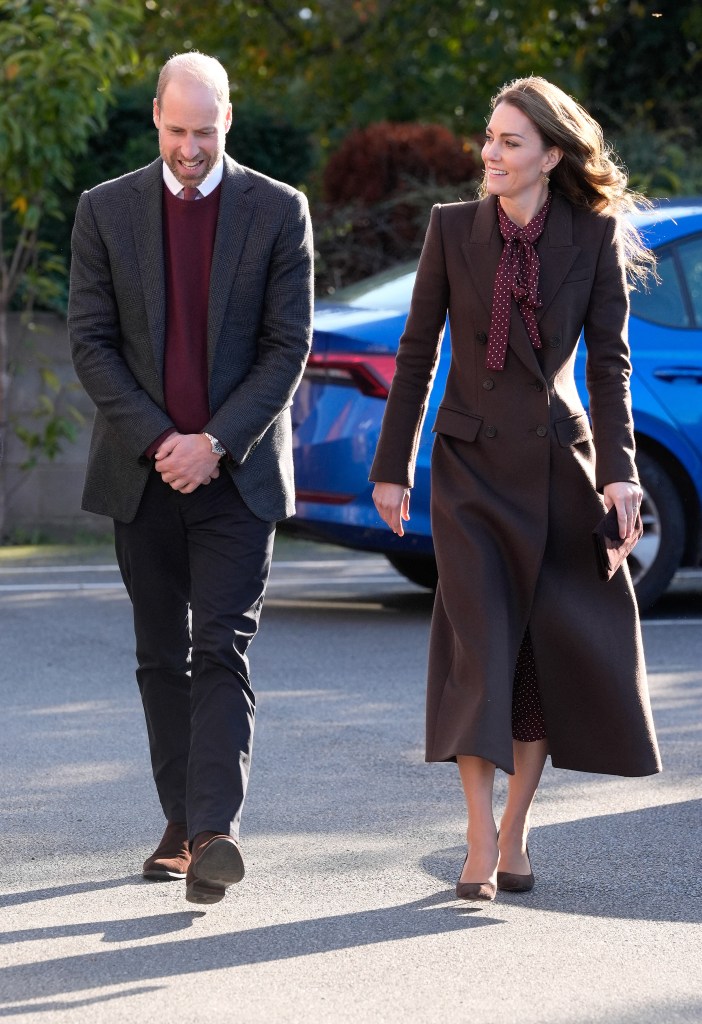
[323,121,480,205]
[314,122,482,294]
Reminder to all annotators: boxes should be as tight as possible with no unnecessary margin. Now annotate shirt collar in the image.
[162,158,224,198]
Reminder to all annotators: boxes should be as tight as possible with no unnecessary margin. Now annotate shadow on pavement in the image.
[0,911,204,944]
[422,797,702,924]
[0,988,164,1018]
[0,877,141,910]
[0,891,500,1008]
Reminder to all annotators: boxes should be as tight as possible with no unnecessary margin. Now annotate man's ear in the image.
[153,98,160,130]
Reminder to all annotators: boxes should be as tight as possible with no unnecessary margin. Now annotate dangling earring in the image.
[541,172,550,187]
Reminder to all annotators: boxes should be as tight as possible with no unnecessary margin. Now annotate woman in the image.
[370,77,661,902]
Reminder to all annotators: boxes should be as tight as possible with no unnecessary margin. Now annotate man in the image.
[68,53,313,905]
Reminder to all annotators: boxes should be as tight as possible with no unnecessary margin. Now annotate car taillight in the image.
[304,353,396,399]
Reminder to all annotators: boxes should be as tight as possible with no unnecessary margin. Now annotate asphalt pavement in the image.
[1,537,700,1023]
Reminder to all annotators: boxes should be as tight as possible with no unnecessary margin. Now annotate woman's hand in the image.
[603,481,643,540]
[372,482,411,536]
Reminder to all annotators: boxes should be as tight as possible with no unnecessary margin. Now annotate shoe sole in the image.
[143,867,188,881]
[186,838,244,905]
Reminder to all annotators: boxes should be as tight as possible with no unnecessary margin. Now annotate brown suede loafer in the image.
[185,832,245,905]
[142,822,190,881]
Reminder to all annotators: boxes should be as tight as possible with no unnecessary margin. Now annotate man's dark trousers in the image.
[114,468,275,842]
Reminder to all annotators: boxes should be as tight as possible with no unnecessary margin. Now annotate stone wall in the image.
[1,313,106,539]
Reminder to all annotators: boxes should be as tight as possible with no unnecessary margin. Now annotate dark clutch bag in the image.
[592,504,643,582]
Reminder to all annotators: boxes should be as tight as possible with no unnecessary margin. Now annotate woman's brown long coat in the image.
[370,193,661,777]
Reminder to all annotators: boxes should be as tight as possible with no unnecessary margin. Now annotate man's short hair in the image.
[156,52,229,108]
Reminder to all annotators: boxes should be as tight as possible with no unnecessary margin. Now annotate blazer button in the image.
[476,331,488,345]
[485,425,497,438]
[482,377,495,390]
[548,336,561,348]
[532,380,544,392]
[536,425,548,437]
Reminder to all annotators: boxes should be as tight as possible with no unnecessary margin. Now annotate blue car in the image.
[292,200,702,609]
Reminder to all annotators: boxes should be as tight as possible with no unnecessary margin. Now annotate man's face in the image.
[153,75,232,187]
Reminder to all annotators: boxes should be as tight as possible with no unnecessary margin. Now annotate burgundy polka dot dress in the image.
[512,629,547,742]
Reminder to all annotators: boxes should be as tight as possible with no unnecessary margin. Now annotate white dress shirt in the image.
[162,159,224,198]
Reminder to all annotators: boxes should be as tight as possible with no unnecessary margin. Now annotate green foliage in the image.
[133,0,600,147]
[0,0,142,315]
[583,0,702,133]
[609,118,702,197]
[6,313,86,473]
[229,105,315,188]
[0,0,142,498]
[13,363,85,471]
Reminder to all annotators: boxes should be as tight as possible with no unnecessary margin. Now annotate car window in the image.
[329,262,417,310]
[630,250,690,328]
[676,235,702,326]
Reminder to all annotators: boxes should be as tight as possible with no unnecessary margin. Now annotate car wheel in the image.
[385,552,438,590]
[630,450,685,610]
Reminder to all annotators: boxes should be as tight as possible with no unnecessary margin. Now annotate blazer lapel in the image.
[132,159,167,377]
[207,156,255,371]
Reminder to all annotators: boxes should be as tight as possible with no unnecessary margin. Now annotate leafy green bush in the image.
[229,106,315,188]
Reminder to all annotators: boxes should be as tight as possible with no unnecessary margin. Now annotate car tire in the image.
[631,450,685,610]
[385,552,438,590]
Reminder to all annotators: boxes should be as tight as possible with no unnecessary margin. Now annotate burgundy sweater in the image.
[147,184,221,455]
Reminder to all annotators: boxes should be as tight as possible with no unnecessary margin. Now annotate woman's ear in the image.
[543,147,563,174]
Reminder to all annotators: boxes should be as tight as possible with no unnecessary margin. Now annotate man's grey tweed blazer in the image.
[68,154,314,524]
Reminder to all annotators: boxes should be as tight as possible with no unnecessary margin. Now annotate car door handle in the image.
[653,367,702,384]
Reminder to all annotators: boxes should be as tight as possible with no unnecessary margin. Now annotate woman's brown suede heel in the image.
[496,845,535,892]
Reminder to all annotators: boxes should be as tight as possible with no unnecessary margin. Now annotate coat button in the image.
[476,331,488,345]
[532,381,544,392]
[536,425,548,437]
[482,377,495,390]
[548,336,561,348]
[485,425,497,438]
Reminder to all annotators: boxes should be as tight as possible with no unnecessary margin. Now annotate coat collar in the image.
[460,192,581,375]
[131,154,256,376]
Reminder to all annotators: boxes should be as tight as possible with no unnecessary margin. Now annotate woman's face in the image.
[482,102,561,207]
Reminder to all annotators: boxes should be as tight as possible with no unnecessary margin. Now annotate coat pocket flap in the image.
[554,413,592,447]
[432,406,483,443]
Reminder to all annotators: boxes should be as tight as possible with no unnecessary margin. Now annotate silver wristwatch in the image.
[203,432,226,457]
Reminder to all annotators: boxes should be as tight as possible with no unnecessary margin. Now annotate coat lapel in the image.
[207,156,255,370]
[536,192,581,320]
[132,159,167,376]
[460,195,502,318]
